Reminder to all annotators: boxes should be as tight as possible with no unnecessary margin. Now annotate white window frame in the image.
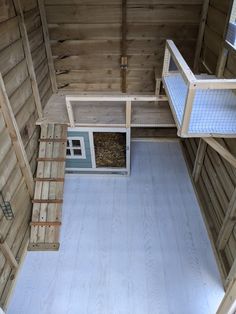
[66,136,86,159]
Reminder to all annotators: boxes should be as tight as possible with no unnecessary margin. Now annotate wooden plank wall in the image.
[44,0,203,93]
[0,0,53,307]
[23,0,52,108]
[184,0,236,286]
[0,109,31,308]
[200,0,231,73]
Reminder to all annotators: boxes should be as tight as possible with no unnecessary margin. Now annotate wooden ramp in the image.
[29,124,68,251]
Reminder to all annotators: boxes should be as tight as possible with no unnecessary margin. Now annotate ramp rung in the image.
[39,138,67,143]
[37,157,66,162]
[30,221,61,226]
[32,199,63,204]
[34,178,65,182]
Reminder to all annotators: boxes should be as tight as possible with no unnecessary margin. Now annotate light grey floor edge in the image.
[7,142,224,314]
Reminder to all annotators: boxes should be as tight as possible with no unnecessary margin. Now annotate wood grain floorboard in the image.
[7,142,224,314]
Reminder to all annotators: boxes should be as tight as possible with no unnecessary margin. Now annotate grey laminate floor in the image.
[7,142,224,314]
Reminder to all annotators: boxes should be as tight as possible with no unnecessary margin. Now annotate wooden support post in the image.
[125,100,131,175]
[126,127,131,176]
[13,0,43,119]
[217,188,236,250]
[155,74,161,96]
[216,47,229,78]
[203,138,236,169]
[216,0,234,78]
[0,235,18,270]
[121,0,127,93]
[126,100,131,128]
[192,139,207,182]
[193,0,210,73]
[38,0,57,93]
[162,45,171,77]
[217,278,236,314]
[66,98,75,127]
[0,74,34,197]
[180,86,196,136]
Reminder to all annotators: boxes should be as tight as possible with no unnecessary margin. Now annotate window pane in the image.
[67,140,70,147]
[72,140,81,147]
[66,149,71,156]
[74,149,82,155]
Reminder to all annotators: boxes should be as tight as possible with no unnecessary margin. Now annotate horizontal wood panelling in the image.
[21,0,38,12]
[0,40,25,76]
[46,1,203,92]
[184,0,236,279]
[0,0,53,306]
[54,55,120,71]
[24,8,41,32]
[183,138,236,282]
[210,0,231,14]
[24,2,52,107]
[0,0,15,23]
[46,5,121,24]
[9,78,33,116]
[203,26,221,58]
[28,26,44,52]
[46,0,203,4]
[0,181,32,302]
[0,17,20,51]
[207,6,226,36]
[49,23,198,41]
[200,0,229,72]
[3,60,28,97]
[224,49,236,77]
[184,0,236,277]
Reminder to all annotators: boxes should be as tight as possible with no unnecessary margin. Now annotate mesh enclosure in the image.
[164,73,236,136]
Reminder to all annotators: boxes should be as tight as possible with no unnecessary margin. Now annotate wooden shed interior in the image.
[0,0,236,313]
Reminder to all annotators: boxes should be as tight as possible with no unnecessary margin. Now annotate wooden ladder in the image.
[29,124,68,251]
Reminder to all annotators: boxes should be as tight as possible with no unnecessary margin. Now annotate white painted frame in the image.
[162,40,236,138]
[65,95,167,128]
[66,136,86,159]
[66,127,130,175]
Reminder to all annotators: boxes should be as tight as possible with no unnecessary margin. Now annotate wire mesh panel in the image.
[191,88,236,134]
[163,74,188,128]
[162,40,236,137]
[164,74,236,136]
